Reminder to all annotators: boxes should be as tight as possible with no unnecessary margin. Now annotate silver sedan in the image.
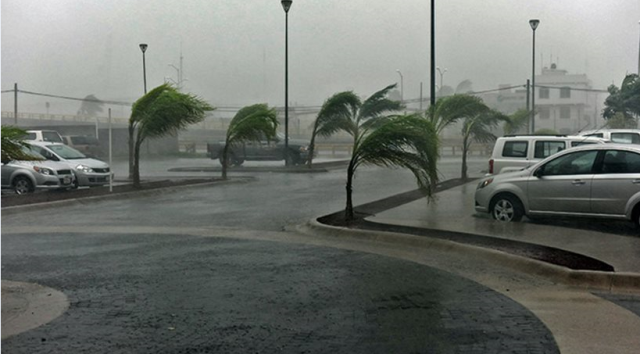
[475,144,640,226]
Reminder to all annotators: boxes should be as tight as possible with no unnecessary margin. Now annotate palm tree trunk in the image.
[307,136,316,169]
[133,136,143,188]
[461,135,469,180]
[345,158,355,222]
[128,123,135,180]
[221,143,230,180]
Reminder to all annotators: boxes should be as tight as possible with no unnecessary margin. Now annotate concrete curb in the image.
[298,218,640,292]
[1,280,69,339]
[1,178,252,216]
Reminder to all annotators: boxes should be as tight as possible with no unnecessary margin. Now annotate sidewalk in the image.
[368,181,640,274]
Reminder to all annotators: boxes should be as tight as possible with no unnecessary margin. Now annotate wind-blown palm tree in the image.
[502,109,531,135]
[345,114,439,221]
[307,84,403,167]
[221,104,278,179]
[426,94,489,134]
[130,84,214,187]
[460,109,508,180]
[307,92,359,168]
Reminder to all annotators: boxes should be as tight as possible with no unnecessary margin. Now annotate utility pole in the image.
[419,82,423,111]
[430,0,436,108]
[14,83,18,125]
[525,79,530,134]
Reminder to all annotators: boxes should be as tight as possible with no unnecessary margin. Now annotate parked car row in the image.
[1,140,111,194]
[476,129,640,228]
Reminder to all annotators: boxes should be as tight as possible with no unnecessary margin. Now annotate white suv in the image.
[488,135,607,175]
[578,129,640,144]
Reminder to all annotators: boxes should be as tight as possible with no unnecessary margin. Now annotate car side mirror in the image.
[533,167,544,178]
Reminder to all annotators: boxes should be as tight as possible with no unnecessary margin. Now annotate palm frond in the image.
[227,104,279,144]
[1,126,42,162]
[314,91,360,138]
[430,94,489,133]
[359,84,403,123]
[138,89,214,140]
[352,115,439,195]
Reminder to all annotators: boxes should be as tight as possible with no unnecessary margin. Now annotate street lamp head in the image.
[281,0,292,13]
[529,19,540,31]
[139,43,148,53]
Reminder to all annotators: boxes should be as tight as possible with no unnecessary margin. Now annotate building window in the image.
[539,107,550,119]
[560,87,571,98]
[539,87,549,99]
[560,106,571,119]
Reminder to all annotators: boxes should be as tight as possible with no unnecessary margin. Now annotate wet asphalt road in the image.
[2,158,561,353]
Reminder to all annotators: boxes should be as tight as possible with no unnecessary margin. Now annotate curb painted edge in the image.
[298,218,640,293]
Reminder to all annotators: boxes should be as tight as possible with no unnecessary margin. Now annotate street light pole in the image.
[281,0,292,166]
[529,19,539,134]
[637,20,640,74]
[430,0,436,108]
[139,43,148,94]
[396,70,404,102]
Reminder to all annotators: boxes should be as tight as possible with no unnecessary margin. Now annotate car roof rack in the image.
[502,134,568,137]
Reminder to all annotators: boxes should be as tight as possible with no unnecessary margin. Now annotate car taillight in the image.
[489,159,494,174]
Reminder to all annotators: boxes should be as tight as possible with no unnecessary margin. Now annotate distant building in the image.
[533,63,602,134]
[483,64,606,135]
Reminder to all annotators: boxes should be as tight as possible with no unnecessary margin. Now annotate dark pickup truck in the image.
[207,133,313,166]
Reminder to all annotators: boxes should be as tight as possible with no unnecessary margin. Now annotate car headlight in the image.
[33,166,54,175]
[477,178,493,189]
[76,164,94,173]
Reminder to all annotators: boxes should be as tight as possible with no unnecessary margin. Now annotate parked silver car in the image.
[475,144,640,226]
[27,141,111,188]
[1,147,75,194]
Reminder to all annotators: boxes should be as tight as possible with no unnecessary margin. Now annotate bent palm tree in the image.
[308,84,403,166]
[130,84,214,187]
[221,104,278,179]
[426,94,488,134]
[307,92,360,168]
[345,114,439,221]
[460,109,508,180]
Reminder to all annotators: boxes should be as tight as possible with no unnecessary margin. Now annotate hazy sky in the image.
[1,0,639,116]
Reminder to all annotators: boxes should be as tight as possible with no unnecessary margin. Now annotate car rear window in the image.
[42,131,63,143]
[611,133,640,144]
[534,141,565,158]
[502,141,528,158]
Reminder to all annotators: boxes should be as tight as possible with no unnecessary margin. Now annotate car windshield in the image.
[21,145,46,160]
[45,144,86,159]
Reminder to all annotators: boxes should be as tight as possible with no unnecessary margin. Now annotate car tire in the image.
[13,176,34,194]
[71,178,79,189]
[490,194,524,222]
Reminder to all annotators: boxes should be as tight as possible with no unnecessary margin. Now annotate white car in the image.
[578,129,640,144]
[27,141,111,188]
[488,135,607,175]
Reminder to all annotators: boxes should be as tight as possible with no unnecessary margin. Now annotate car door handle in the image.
[633,179,640,184]
[572,180,586,185]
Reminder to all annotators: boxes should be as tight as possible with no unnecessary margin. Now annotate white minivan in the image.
[488,135,608,175]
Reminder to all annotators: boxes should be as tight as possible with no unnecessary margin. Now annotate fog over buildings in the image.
[1,0,638,117]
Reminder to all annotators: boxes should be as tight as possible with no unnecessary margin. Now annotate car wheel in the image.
[13,176,34,194]
[491,194,524,222]
[71,178,79,189]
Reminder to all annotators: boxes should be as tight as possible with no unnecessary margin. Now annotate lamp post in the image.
[281,0,292,166]
[430,0,436,107]
[529,19,539,134]
[139,43,148,94]
[436,67,447,95]
[637,20,639,74]
[396,70,404,102]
